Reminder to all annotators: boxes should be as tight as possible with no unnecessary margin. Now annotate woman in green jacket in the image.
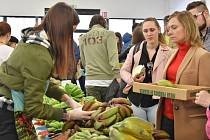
[0,2,93,140]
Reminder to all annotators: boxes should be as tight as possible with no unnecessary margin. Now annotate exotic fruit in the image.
[132,65,145,78]
[110,117,170,140]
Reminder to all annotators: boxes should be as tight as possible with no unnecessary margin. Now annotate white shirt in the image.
[0,44,14,64]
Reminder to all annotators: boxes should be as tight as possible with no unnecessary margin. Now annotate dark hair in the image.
[163,15,170,25]
[186,1,208,12]
[143,17,166,45]
[89,14,106,29]
[0,22,11,36]
[132,25,145,45]
[115,32,123,54]
[9,36,19,43]
[34,2,79,79]
[132,22,141,32]
[73,9,80,26]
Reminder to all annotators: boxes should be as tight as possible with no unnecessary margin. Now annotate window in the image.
[108,19,133,36]
[77,15,93,30]
[0,17,3,22]
[7,17,37,40]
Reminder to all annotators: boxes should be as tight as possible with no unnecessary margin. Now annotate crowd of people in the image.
[0,1,210,140]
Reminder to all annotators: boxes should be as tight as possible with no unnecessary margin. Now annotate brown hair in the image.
[89,14,106,29]
[142,17,166,45]
[0,22,11,36]
[132,25,145,45]
[34,2,79,79]
[186,1,208,12]
[169,11,203,48]
[115,32,123,54]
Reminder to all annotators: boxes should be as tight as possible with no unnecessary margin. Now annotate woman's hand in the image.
[61,94,82,109]
[133,74,145,83]
[65,108,94,121]
[195,90,210,108]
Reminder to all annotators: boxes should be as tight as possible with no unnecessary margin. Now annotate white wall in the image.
[0,0,169,19]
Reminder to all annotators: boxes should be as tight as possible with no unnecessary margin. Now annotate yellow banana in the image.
[91,107,105,120]
[82,100,95,111]
[103,114,117,127]
[153,129,170,139]
[88,102,103,111]
[97,106,119,120]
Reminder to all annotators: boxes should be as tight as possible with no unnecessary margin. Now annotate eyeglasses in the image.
[193,12,203,19]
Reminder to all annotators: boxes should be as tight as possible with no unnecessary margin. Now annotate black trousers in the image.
[0,103,18,139]
[161,115,174,140]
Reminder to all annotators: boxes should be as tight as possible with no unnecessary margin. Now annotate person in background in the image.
[0,2,93,139]
[119,23,144,62]
[121,32,132,54]
[120,17,170,124]
[156,11,210,140]
[79,15,120,102]
[186,1,210,51]
[7,36,19,48]
[0,21,13,65]
[115,32,123,55]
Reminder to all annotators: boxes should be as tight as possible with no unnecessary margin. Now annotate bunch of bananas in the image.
[69,130,109,140]
[109,117,169,140]
[64,83,85,102]
[81,98,133,131]
[43,95,68,109]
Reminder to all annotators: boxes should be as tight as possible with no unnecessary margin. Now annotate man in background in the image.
[187,1,210,51]
[79,15,120,102]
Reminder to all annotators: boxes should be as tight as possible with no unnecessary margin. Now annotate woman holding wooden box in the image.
[120,17,171,124]
[156,11,210,140]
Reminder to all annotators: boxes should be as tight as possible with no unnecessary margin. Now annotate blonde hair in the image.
[169,11,203,48]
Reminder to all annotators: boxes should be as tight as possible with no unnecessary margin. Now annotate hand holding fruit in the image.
[133,74,145,83]
[62,94,82,109]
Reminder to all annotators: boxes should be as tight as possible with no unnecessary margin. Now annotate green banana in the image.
[91,135,110,140]
[97,106,119,120]
[91,107,105,119]
[103,114,117,127]
[157,79,176,88]
[94,120,104,130]
[72,88,83,97]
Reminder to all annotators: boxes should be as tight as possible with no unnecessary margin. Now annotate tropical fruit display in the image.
[37,97,169,140]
